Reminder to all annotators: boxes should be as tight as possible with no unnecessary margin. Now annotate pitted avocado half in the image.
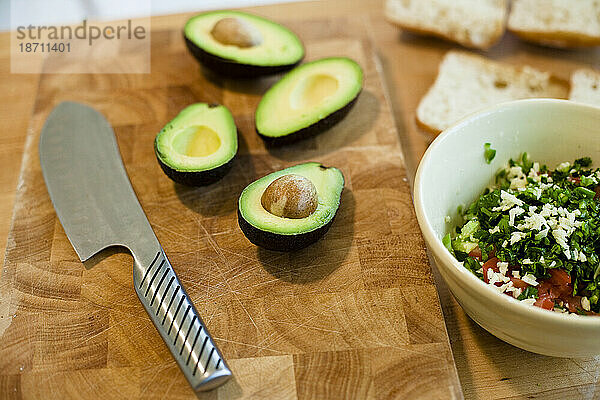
[255,57,363,145]
[238,162,344,251]
[154,103,238,186]
[184,11,304,78]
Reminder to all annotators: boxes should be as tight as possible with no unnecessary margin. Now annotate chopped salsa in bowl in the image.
[445,153,600,316]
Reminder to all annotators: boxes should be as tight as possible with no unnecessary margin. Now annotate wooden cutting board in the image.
[0,10,462,400]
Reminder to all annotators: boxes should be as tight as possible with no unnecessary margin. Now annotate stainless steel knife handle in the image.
[133,247,231,391]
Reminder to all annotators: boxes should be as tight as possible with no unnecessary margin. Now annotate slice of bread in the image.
[416,51,569,134]
[508,0,600,48]
[385,0,508,50]
[569,69,600,107]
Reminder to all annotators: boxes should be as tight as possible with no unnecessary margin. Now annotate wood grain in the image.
[0,33,40,270]
[0,8,461,400]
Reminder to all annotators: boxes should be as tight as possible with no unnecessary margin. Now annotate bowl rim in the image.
[414,98,600,327]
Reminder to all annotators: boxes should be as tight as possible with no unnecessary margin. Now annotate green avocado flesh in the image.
[154,103,238,183]
[255,57,363,140]
[184,11,304,67]
[239,162,344,245]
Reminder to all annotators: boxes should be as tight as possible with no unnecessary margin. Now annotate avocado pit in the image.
[210,17,263,48]
[238,162,344,250]
[261,174,318,219]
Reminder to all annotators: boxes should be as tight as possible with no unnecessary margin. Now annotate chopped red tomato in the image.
[547,268,571,286]
[568,176,581,185]
[482,257,499,284]
[556,285,572,298]
[562,296,582,313]
[532,269,577,311]
[540,280,567,298]
[468,246,482,261]
[469,246,495,261]
[483,257,499,270]
[537,280,552,297]
[534,295,555,310]
[510,277,529,289]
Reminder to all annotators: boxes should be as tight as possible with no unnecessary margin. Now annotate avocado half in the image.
[154,103,238,186]
[184,11,304,78]
[238,162,344,251]
[255,57,363,145]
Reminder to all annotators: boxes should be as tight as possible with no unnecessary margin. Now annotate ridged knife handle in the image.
[133,248,231,391]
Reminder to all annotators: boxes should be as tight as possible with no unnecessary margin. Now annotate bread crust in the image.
[414,114,442,135]
[508,28,600,48]
[385,15,505,50]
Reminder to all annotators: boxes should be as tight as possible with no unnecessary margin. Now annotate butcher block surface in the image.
[0,9,462,400]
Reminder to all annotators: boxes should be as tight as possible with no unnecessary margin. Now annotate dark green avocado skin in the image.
[184,36,302,78]
[155,152,234,187]
[257,93,360,146]
[238,210,336,251]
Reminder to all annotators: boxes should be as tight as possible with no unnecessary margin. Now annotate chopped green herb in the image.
[575,186,596,199]
[446,153,600,315]
[521,152,533,173]
[442,233,454,256]
[484,143,496,164]
[464,257,481,275]
[517,286,538,300]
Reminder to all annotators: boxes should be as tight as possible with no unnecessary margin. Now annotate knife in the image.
[39,101,232,392]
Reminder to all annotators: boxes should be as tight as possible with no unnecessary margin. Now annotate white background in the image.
[1,0,302,31]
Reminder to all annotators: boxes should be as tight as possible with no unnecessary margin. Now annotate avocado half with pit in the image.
[184,11,304,78]
[238,162,344,251]
[154,103,238,186]
[255,57,363,145]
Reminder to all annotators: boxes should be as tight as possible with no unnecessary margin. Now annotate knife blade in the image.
[39,101,232,391]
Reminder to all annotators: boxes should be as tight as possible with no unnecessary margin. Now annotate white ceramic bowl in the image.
[414,99,600,358]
